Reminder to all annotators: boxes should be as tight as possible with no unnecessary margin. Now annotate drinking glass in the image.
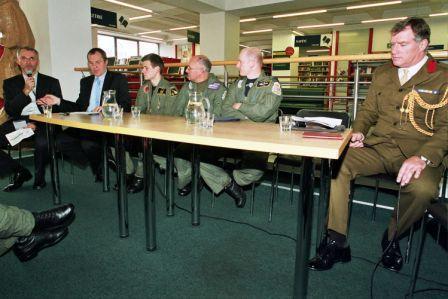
[279,115,292,132]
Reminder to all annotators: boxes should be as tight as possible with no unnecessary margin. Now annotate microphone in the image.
[25,70,36,97]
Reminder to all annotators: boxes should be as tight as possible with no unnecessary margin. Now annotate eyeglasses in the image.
[20,56,37,62]
[186,66,203,71]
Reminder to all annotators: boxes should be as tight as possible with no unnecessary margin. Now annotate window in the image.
[116,38,138,60]
[98,35,115,58]
[97,34,160,62]
[139,42,158,56]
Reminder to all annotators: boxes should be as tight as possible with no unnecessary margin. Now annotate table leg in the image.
[47,123,61,205]
[293,157,314,298]
[143,138,157,251]
[115,134,128,238]
[316,159,330,252]
[166,142,175,216]
[191,145,200,226]
[102,135,110,192]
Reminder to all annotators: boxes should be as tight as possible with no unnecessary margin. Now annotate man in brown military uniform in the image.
[309,17,447,272]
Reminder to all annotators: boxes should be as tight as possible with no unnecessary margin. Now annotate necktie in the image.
[93,77,102,107]
[400,69,409,86]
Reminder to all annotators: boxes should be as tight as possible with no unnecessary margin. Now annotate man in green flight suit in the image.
[309,17,448,272]
[126,53,180,193]
[193,47,282,208]
[173,55,227,196]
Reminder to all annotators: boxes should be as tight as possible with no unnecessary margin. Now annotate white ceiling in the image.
[91,0,448,49]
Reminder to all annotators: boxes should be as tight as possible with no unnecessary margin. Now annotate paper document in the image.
[6,128,34,147]
[13,121,27,130]
[21,102,41,116]
[291,116,342,128]
[64,111,100,115]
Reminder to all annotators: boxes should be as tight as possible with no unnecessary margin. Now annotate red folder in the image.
[302,131,343,140]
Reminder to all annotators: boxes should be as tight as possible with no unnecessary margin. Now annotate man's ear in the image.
[419,39,429,51]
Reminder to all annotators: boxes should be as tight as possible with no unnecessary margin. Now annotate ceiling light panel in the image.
[102,0,152,13]
[129,14,152,21]
[347,1,402,10]
[361,17,407,23]
[240,18,257,23]
[242,29,273,34]
[169,25,198,31]
[297,23,344,29]
[273,10,327,19]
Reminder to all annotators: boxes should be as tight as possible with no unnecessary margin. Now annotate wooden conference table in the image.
[31,112,351,298]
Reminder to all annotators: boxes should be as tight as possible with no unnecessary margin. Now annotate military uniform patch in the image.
[208,82,220,90]
[272,81,281,96]
[170,88,178,96]
[157,88,167,95]
[237,80,243,88]
[256,80,271,87]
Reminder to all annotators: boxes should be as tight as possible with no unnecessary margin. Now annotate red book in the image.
[302,131,343,140]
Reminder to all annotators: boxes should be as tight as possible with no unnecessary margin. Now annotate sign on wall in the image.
[187,30,200,44]
[295,34,332,47]
[91,7,117,28]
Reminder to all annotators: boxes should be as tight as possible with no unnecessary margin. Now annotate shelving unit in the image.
[298,61,330,82]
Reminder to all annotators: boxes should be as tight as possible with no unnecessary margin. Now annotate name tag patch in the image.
[208,82,220,90]
[256,80,270,87]
[417,89,439,95]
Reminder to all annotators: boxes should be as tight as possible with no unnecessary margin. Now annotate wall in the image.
[20,0,92,101]
[160,43,176,58]
[372,18,448,52]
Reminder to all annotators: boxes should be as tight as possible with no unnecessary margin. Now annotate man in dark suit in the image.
[42,48,130,181]
[1,47,64,191]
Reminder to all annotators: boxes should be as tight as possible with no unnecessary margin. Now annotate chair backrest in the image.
[296,109,351,128]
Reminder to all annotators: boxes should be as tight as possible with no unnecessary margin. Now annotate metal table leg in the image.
[115,134,128,238]
[316,159,330,252]
[143,138,157,251]
[166,142,175,216]
[293,157,314,298]
[191,145,200,226]
[102,135,110,192]
[47,123,61,205]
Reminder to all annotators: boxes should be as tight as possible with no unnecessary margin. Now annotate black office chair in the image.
[268,109,351,222]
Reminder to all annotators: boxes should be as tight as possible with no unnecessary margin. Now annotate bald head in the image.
[237,47,263,79]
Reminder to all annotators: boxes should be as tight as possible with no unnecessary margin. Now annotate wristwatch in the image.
[420,156,431,165]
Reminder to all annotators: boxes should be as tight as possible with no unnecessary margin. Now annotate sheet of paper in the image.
[291,116,342,128]
[66,111,100,115]
[5,128,34,147]
[13,120,27,130]
[21,102,41,116]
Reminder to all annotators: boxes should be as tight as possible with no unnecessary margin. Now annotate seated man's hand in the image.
[37,94,60,106]
[93,106,102,113]
[27,122,36,131]
[349,132,365,148]
[232,103,242,110]
[396,156,426,186]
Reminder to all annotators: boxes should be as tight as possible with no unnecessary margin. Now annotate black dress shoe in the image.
[3,168,32,192]
[32,203,75,232]
[178,180,204,197]
[178,182,192,196]
[113,174,135,191]
[381,230,403,272]
[94,172,103,183]
[225,179,246,208]
[33,180,47,190]
[127,176,144,193]
[308,238,351,271]
[13,227,69,262]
